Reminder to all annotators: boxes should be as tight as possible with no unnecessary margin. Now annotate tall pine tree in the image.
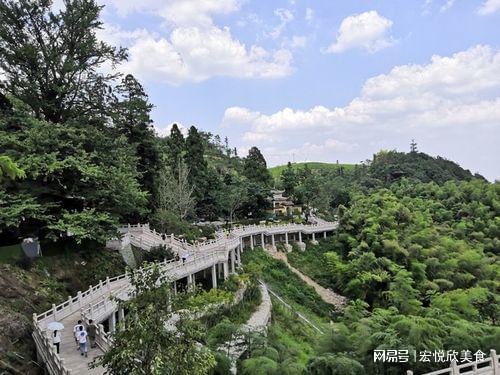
[184,126,209,218]
[114,74,160,208]
[166,123,185,178]
[243,147,271,186]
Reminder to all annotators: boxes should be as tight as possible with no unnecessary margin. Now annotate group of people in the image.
[51,319,97,357]
[73,319,97,357]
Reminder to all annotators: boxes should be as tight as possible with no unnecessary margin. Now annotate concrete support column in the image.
[272,234,275,247]
[299,231,302,242]
[285,232,289,245]
[312,232,316,241]
[236,245,241,266]
[187,273,194,285]
[211,264,217,289]
[173,281,177,295]
[109,311,116,333]
[118,308,125,329]
[324,231,327,239]
[250,235,254,250]
[240,238,244,252]
[223,261,229,280]
[261,233,264,247]
[231,248,236,273]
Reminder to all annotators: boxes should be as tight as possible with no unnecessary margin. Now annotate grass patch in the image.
[0,244,23,264]
[287,241,338,291]
[242,248,332,320]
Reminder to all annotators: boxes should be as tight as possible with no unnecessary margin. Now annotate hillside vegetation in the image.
[269,162,356,179]
[0,1,498,374]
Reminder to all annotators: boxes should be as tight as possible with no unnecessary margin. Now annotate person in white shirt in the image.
[77,326,88,357]
[73,320,83,349]
[52,330,61,354]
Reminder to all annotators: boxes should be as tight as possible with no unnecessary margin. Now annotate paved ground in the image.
[58,315,105,374]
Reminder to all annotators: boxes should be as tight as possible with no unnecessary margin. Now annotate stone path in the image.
[266,246,347,310]
[58,315,104,374]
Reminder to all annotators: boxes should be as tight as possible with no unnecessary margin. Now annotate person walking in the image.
[87,319,97,348]
[73,320,84,349]
[78,325,88,357]
[175,253,180,263]
[52,330,61,354]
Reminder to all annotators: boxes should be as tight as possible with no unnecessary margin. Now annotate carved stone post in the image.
[212,264,217,289]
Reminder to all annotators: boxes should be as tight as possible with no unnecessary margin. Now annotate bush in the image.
[210,352,232,375]
[241,356,278,375]
[305,354,365,375]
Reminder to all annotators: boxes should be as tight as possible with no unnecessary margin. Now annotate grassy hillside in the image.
[268,162,356,179]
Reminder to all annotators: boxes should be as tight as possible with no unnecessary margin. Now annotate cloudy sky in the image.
[93,0,500,180]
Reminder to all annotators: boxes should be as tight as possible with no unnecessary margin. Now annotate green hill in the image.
[269,162,356,179]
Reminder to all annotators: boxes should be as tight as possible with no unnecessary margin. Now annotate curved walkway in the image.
[34,219,337,375]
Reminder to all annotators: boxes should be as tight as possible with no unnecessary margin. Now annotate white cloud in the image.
[268,8,294,39]
[221,45,500,179]
[325,11,395,54]
[100,0,241,26]
[97,0,294,84]
[440,0,456,12]
[116,26,292,84]
[305,8,314,22]
[289,35,307,48]
[477,0,500,15]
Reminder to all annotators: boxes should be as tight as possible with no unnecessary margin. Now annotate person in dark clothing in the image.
[87,319,97,348]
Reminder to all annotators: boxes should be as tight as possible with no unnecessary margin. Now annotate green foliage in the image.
[210,352,232,375]
[243,147,271,186]
[0,0,127,123]
[0,155,25,182]
[243,248,332,318]
[370,150,482,184]
[47,208,118,244]
[241,356,278,375]
[305,354,365,375]
[94,263,216,375]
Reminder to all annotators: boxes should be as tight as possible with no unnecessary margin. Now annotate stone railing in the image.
[33,323,71,375]
[408,350,500,375]
[36,218,337,374]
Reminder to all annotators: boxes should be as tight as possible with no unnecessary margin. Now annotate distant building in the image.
[269,189,302,216]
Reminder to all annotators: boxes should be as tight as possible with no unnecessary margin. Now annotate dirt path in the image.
[266,246,348,310]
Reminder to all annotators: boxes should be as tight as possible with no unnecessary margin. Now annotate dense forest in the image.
[0,1,498,375]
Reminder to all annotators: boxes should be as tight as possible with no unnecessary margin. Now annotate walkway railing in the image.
[407,350,499,375]
[35,219,337,375]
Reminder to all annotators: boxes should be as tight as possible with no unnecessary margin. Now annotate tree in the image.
[114,74,160,202]
[94,263,216,374]
[305,354,365,375]
[410,139,418,153]
[166,123,185,177]
[224,178,247,224]
[184,126,210,217]
[0,100,148,241]
[243,147,271,186]
[0,0,127,123]
[156,159,195,221]
[0,155,25,182]
[281,162,297,197]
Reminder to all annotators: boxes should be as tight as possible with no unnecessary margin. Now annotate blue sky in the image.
[93,0,500,180]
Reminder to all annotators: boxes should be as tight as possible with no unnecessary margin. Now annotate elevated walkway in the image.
[33,219,337,374]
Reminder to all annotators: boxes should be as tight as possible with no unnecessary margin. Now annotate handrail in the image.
[35,218,337,375]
